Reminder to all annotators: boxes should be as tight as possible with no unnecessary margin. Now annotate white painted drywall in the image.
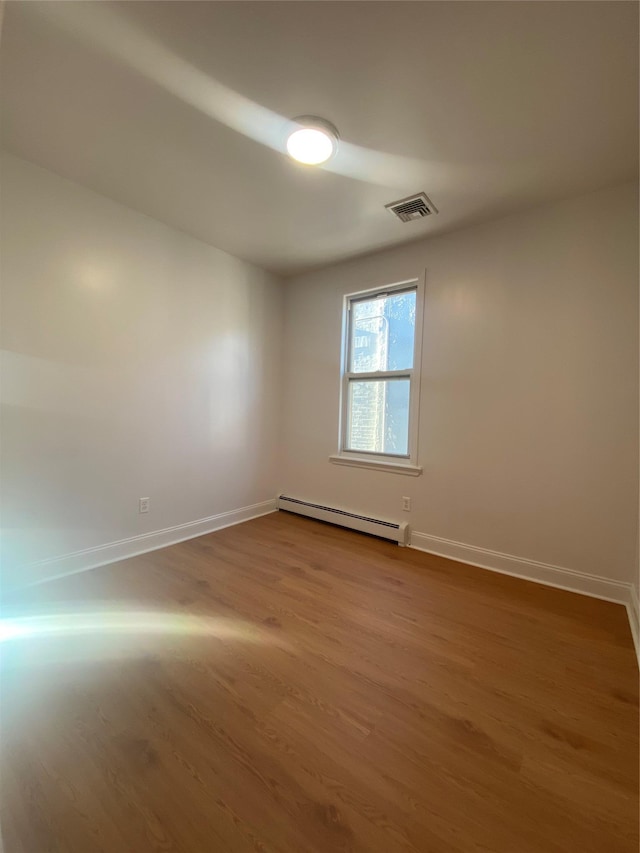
[2,152,637,595]
[1,153,283,582]
[280,183,639,584]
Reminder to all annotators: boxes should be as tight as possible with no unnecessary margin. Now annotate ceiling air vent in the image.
[385,192,438,223]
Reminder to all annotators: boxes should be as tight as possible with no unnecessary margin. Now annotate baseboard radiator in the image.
[277,495,409,545]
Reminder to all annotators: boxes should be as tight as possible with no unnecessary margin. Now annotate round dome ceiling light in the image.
[286,116,339,165]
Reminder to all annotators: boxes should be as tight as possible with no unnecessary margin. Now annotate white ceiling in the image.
[1,1,638,276]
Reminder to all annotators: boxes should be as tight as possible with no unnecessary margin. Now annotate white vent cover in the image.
[277,495,409,545]
[385,192,438,223]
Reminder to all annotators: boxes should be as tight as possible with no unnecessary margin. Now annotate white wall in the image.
[281,183,639,588]
[2,153,637,603]
[1,153,283,583]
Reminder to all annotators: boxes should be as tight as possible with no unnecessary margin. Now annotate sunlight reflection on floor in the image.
[0,604,290,671]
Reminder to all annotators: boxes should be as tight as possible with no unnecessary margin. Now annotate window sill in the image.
[328,454,423,476]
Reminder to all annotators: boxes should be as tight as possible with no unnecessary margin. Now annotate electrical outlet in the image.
[402,496,411,512]
[139,497,150,514]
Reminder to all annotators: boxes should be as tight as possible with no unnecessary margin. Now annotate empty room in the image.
[0,1,638,851]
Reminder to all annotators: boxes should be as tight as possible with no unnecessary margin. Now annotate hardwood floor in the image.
[1,511,637,853]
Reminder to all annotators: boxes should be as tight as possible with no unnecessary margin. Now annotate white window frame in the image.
[329,275,424,476]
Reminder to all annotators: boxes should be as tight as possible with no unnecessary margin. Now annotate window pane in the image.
[350,289,416,373]
[347,379,410,455]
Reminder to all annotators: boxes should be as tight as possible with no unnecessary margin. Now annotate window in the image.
[331,279,423,475]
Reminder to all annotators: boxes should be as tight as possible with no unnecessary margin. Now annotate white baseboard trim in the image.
[627,585,639,663]
[410,530,638,664]
[20,500,277,588]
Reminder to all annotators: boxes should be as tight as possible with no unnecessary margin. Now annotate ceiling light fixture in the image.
[286,116,339,165]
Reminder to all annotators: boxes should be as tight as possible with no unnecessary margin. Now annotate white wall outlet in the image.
[139,497,150,514]
[402,496,411,512]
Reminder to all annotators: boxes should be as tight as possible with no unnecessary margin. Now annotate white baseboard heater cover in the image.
[277,495,409,545]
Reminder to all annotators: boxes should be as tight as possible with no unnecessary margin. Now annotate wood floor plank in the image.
[1,511,637,852]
